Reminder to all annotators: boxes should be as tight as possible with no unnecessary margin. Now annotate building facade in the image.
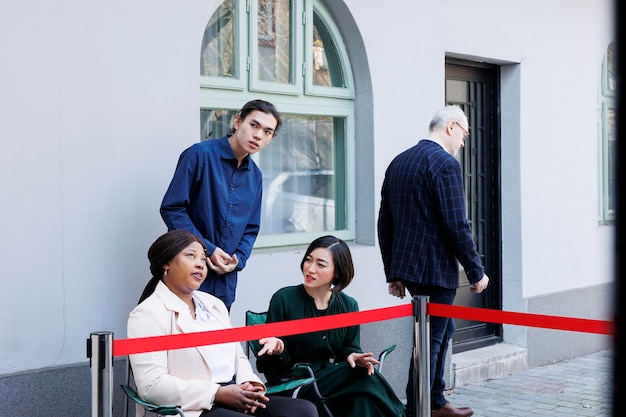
[0,0,615,415]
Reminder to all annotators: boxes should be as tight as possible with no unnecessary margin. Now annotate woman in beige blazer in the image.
[128,230,318,417]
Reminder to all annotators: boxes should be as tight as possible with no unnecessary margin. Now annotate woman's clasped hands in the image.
[215,382,269,414]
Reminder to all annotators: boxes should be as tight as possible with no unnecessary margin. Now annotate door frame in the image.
[446,58,503,352]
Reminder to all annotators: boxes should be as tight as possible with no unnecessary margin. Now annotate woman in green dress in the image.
[255,235,405,417]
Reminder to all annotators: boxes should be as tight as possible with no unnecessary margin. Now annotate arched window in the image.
[199,0,356,247]
[598,41,615,224]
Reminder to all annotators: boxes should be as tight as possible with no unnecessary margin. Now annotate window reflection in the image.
[313,26,330,86]
[311,13,344,87]
[200,110,339,234]
[599,42,616,223]
[605,42,616,94]
[200,109,236,140]
[200,0,236,77]
[263,169,335,233]
[259,115,336,234]
[606,106,615,213]
[258,0,292,83]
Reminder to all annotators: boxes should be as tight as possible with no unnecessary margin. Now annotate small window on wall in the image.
[598,42,616,224]
[305,3,353,97]
[200,0,246,90]
[199,0,355,248]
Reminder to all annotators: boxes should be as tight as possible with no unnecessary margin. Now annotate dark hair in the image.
[299,235,354,293]
[137,230,206,304]
[229,99,282,135]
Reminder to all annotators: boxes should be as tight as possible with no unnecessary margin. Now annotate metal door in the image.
[446,59,502,352]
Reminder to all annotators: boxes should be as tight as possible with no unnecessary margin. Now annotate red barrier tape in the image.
[114,304,413,356]
[428,303,613,335]
[113,302,612,357]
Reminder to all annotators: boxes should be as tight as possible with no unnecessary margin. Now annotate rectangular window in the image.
[257,0,291,83]
[200,110,348,243]
[258,115,346,236]
[250,0,301,94]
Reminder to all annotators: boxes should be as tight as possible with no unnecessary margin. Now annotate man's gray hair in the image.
[428,105,467,133]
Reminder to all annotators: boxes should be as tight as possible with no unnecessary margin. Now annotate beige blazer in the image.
[127,281,264,417]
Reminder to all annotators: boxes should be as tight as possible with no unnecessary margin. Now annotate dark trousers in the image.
[404,284,457,417]
[200,396,318,417]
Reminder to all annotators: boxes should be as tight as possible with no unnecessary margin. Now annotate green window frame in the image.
[199,0,356,247]
[598,41,615,224]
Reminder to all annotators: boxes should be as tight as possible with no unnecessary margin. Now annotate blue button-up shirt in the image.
[160,136,262,308]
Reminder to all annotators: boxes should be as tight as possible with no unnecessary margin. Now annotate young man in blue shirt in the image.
[160,99,282,310]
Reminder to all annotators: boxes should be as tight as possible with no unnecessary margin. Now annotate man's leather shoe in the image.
[431,402,474,417]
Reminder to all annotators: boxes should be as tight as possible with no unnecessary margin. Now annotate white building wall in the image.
[0,0,614,377]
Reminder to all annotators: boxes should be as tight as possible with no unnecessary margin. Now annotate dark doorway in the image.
[446,59,502,352]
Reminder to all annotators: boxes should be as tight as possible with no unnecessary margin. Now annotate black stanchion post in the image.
[87,331,113,417]
[413,295,430,417]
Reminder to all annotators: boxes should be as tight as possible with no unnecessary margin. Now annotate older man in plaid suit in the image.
[378,105,490,417]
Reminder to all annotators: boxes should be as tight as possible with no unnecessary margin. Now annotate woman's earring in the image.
[163,269,168,277]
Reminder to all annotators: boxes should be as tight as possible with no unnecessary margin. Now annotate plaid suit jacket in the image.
[378,139,484,289]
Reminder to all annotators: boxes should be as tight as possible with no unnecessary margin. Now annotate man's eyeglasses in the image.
[453,121,470,141]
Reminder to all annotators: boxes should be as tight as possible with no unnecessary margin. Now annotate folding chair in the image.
[121,384,186,417]
[123,359,186,417]
[245,310,397,417]
[245,310,334,417]
[377,344,396,374]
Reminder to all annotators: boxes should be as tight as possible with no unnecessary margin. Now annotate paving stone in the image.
[441,350,612,417]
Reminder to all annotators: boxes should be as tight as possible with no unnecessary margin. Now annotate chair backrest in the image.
[121,384,186,416]
[124,358,186,417]
[245,310,268,359]
[377,344,396,373]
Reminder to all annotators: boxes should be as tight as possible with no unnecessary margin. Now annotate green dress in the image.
[256,285,405,417]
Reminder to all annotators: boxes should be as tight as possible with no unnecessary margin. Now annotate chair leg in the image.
[301,381,334,417]
[320,402,334,417]
[125,358,131,417]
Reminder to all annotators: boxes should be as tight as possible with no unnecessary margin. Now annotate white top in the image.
[192,293,237,383]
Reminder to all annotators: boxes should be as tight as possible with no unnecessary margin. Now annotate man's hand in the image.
[388,281,406,299]
[470,274,490,293]
[257,337,284,356]
[207,247,239,274]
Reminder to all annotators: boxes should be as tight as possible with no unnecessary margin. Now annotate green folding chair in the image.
[245,310,333,416]
[121,384,186,417]
[377,344,396,373]
[245,310,397,417]
[122,358,186,417]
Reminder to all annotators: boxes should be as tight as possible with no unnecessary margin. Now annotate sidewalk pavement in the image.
[442,350,613,417]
